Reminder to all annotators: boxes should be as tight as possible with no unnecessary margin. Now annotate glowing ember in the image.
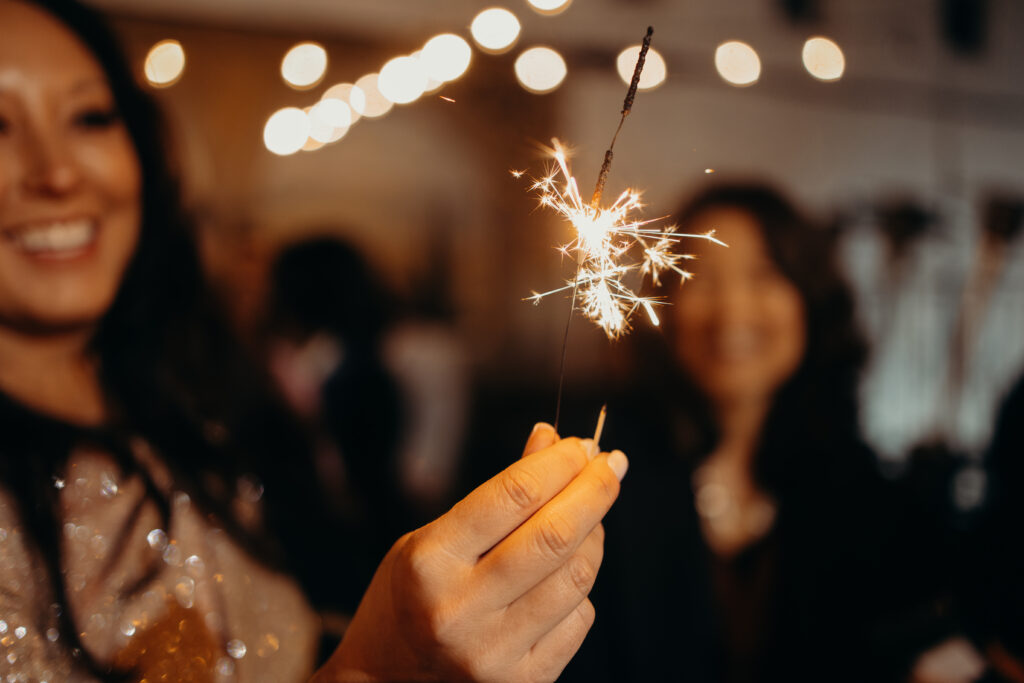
[519,140,724,337]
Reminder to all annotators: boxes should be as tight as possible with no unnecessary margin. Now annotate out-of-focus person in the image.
[563,182,892,682]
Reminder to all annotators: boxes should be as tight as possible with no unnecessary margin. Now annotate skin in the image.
[672,207,806,555]
[0,0,140,424]
[0,3,627,681]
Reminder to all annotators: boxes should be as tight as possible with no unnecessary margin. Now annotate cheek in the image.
[762,283,807,380]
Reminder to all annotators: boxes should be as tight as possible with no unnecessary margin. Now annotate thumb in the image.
[522,422,558,459]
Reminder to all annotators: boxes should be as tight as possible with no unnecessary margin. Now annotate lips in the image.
[3,218,98,258]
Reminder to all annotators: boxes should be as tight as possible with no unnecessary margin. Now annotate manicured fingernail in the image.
[580,438,599,460]
[606,450,628,481]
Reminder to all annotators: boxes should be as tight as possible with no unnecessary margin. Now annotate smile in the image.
[5,218,98,258]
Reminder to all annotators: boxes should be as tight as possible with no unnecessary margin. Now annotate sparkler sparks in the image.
[519,140,725,337]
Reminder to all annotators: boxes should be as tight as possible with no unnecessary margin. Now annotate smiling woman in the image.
[0,1,626,682]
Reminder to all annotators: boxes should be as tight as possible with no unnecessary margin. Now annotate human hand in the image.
[312,423,627,683]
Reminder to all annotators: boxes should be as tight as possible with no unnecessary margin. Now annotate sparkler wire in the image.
[552,26,654,432]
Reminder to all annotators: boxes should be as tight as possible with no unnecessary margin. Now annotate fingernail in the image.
[530,422,553,439]
[606,450,629,481]
[580,438,599,460]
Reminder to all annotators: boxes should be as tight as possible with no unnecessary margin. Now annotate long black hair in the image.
[637,182,870,501]
[0,1,312,678]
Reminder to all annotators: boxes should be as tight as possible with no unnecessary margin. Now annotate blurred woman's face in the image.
[0,1,141,334]
[672,207,806,406]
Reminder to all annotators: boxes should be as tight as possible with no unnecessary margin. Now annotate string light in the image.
[802,36,845,81]
[263,107,309,156]
[281,42,327,90]
[470,8,521,54]
[514,46,567,94]
[715,40,761,86]
[526,0,572,16]
[144,40,185,88]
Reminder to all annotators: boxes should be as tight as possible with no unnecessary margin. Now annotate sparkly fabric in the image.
[0,442,319,682]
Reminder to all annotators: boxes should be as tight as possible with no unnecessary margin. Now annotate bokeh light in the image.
[322,83,366,124]
[352,74,394,118]
[378,55,429,104]
[715,41,761,86]
[420,34,473,82]
[263,107,309,156]
[144,40,185,88]
[514,46,567,94]
[616,45,667,90]
[526,0,572,15]
[308,99,351,143]
[802,36,845,81]
[470,8,521,54]
[281,42,328,90]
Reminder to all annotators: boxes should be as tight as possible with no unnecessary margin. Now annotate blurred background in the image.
[85,0,1024,494]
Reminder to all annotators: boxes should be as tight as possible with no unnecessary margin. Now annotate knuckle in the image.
[500,466,544,512]
[576,598,596,630]
[535,512,575,560]
[590,465,621,507]
[565,553,597,597]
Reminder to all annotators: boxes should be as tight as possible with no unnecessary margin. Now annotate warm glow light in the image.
[352,74,393,118]
[144,40,185,87]
[263,107,309,156]
[470,8,521,54]
[616,45,667,90]
[378,55,429,104]
[281,42,328,89]
[322,83,366,124]
[514,46,567,94]
[526,0,572,15]
[308,99,351,143]
[715,41,761,86]
[420,34,472,82]
[802,36,845,81]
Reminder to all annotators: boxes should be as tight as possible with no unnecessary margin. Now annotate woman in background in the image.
[0,1,627,681]
[566,183,893,682]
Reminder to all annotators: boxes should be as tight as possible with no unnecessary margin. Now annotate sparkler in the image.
[516,26,725,429]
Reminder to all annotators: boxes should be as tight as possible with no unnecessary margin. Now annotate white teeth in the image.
[15,220,96,254]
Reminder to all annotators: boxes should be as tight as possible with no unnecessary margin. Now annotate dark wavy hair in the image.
[0,1,310,678]
[638,182,869,500]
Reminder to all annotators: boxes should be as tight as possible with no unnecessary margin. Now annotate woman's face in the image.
[672,207,806,406]
[0,0,141,334]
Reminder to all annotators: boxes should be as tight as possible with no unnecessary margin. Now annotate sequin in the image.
[120,622,136,637]
[0,528,7,542]
[12,627,25,640]
[99,472,119,499]
[45,629,58,643]
[52,477,65,490]
[226,639,246,659]
[146,528,168,551]
[216,656,235,676]
[0,621,6,634]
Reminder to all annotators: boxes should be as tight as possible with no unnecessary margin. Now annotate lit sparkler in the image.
[521,139,725,337]
[517,26,725,430]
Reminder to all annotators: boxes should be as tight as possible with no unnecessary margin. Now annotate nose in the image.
[20,125,82,196]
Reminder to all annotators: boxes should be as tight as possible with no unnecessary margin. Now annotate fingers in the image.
[501,523,604,647]
[523,598,596,683]
[430,437,598,562]
[475,451,626,606]
[522,422,558,459]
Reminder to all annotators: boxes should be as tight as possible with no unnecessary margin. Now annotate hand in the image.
[312,423,628,683]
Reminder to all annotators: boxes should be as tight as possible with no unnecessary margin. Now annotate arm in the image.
[311,423,628,683]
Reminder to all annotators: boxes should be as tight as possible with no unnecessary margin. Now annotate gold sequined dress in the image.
[0,436,320,683]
